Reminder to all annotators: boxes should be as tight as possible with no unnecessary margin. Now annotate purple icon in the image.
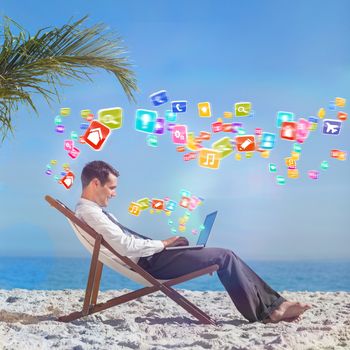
[55,125,65,133]
[167,123,176,131]
[154,118,165,134]
[322,119,341,135]
[45,169,53,175]
[232,122,243,133]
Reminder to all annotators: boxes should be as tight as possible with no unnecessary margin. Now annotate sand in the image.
[0,289,349,350]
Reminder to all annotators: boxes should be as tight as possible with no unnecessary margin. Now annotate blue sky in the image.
[0,0,349,260]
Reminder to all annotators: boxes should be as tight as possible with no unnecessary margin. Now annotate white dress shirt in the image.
[75,198,164,264]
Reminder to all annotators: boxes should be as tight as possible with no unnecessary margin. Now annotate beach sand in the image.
[0,289,349,350]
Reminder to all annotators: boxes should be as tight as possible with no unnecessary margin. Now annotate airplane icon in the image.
[322,119,342,135]
[171,101,187,113]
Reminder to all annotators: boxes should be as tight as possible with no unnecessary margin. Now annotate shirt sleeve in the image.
[76,207,164,257]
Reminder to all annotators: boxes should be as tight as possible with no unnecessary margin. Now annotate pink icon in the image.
[296,118,310,143]
[172,125,188,144]
[183,152,197,161]
[68,147,81,159]
[64,140,74,151]
[308,170,319,180]
[211,121,223,133]
[255,128,263,135]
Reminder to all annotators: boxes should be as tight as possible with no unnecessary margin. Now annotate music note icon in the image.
[198,149,220,169]
[128,202,141,216]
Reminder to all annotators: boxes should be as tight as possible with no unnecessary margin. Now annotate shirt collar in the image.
[76,197,104,210]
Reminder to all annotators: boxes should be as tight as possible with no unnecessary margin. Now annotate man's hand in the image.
[162,236,189,248]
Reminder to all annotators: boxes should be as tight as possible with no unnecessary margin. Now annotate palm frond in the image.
[0,15,138,141]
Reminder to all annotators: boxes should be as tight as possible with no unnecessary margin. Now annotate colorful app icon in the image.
[198,102,211,117]
[260,132,276,150]
[70,131,79,141]
[180,189,191,197]
[255,128,262,135]
[318,108,326,119]
[186,132,197,151]
[293,143,302,153]
[189,196,200,211]
[128,202,141,216]
[320,161,329,170]
[269,163,277,172]
[167,123,176,131]
[335,97,346,107]
[80,122,89,130]
[146,134,158,147]
[81,109,91,118]
[276,175,286,185]
[176,146,185,152]
[337,112,347,121]
[50,160,57,166]
[172,125,188,144]
[199,131,211,140]
[54,115,62,125]
[338,151,347,160]
[223,111,233,118]
[287,168,299,179]
[61,171,75,189]
[60,107,71,117]
[232,122,243,133]
[328,101,336,111]
[330,149,340,158]
[285,157,296,168]
[135,109,157,133]
[137,198,150,210]
[235,102,251,117]
[79,135,86,144]
[165,110,177,122]
[98,107,123,130]
[222,123,233,132]
[55,125,65,133]
[64,140,74,151]
[154,118,165,134]
[212,137,233,159]
[45,169,53,176]
[245,152,253,159]
[166,200,177,211]
[152,199,164,210]
[179,196,190,208]
[183,152,197,161]
[211,121,223,133]
[296,118,310,143]
[68,147,80,160]
[260,150,270,158]
[291,151,300,160]
[280,121,297,141]
[322,119,342,135]
[276,111,294,128]
[236,135,256,152]
[171,101,187,113]
[150,90,168,106]
[86,113,94,122]
[235,153,242,161]
[83,120,111,151]
[198,148,221,169]
[308,170,319,180]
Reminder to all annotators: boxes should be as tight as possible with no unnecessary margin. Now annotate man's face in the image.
[95,173,117,207]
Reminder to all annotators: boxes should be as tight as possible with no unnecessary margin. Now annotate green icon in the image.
[235,102,252,117]
[237,127,246,135]
[171,227,177,234]
[309,123,318,131]
[199,224,205,231]
[137,198,150,210]
[276,175,286,185]
[245,152,254,159]
[70,131,78,141]
[212,137,233,159]
[269,163,277,172]
[98,107,123,129]
[54,115,62,125]
[165,110,177,122]
[168,220,174,225]
[321,161,329,170]
[146,134,158,147]
[184,211,191,217]
[293,143,302,153]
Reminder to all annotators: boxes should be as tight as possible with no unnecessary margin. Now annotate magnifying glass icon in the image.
[238,106,249,113]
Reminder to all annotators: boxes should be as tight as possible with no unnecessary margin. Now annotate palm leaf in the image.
[0,16,138,142]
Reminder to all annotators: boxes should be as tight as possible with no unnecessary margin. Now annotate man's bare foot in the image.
[268,301,311,323]
[263,314,302,324]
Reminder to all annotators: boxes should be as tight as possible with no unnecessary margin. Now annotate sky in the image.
[0,0,349,261]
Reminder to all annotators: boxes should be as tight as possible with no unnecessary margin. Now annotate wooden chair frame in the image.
[45,195,218,325]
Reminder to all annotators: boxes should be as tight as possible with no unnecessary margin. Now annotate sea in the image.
[0,257,349,292]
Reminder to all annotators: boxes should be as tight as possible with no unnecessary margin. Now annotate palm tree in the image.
[0,16,138,142]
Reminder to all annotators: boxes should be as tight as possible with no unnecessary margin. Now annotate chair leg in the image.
[91,261,103,305]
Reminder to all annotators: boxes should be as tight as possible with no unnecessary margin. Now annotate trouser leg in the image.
[138,247,285,322]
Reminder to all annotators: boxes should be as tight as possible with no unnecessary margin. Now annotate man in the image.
[76,160,311,323]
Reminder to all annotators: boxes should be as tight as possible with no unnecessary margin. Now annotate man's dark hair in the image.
[81,161,119,188]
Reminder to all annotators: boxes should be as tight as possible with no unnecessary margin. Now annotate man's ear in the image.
[91,178,100,187]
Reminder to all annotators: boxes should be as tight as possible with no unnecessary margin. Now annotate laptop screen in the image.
[196,211,218,246]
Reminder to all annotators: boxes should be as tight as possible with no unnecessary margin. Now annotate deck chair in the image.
[45,195,219,325]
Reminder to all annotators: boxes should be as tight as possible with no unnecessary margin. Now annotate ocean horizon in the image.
[1,257,349,292]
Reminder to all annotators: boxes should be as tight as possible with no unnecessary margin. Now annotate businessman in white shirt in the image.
[76,160,311,324]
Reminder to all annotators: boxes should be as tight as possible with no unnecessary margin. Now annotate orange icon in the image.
[223,111,233,118]
[151,199,164,210]
[83,120,111,151]
[179,196,190,208]
[335,97,346,107]
[235,135,256,152]
[280,122,297,141]
[199,131,211,140]
[198,148,221,169]
[61,171,75,190]
[337,112,348,121]
[287,168,299,179]
[285,157,296,168]
[128,202,141,216]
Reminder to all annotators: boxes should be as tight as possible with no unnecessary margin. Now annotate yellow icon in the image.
[285,157,296,168]
[81,109,91,118]
[260,150,270,158]
[137,198,150,210]
[198,148,221,169]
[60,108,71,117]
[223,111,233,118]
[335,97,346,107]
[318,108,326,119]
[198,102,211,117]
[149,209,154,214]
[338,151,347,161]
[287,168,299,179]
[309,122,317,131]
[165,211,171,216]
[291,151,300,160]
[245,152,254,159]
[128,202,141,216]
[178,225,186,232]
[50,159,57,165]
[235,153,242,161]
[186,132,198,151]
[216,118,223,123]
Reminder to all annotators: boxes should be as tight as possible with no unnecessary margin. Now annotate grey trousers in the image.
[138,247,285,322]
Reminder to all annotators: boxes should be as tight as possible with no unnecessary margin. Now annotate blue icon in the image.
[260,132,276,150]
[328,101,336,111]
[171,100,187,113]
[165,110,177,122]
[135,109,157,133]
[276,111,294,128]
[308,116,318,124]
[150,90,168,106]
[322,119,342,135]
[166,200,177,211]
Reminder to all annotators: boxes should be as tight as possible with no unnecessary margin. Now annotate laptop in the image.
[165,211,218,250]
